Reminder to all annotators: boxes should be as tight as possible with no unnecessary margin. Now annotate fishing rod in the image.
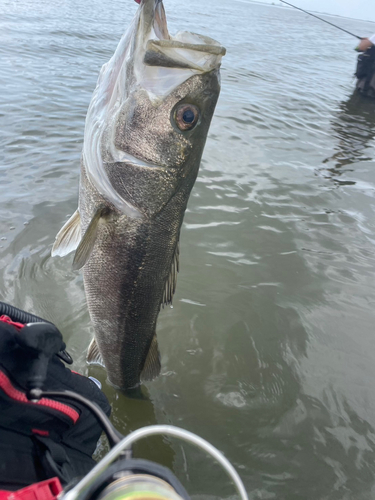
[279,0,361,40]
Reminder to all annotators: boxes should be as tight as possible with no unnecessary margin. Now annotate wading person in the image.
[355,35,375,97]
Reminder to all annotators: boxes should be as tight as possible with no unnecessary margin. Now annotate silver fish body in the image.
[52,0,225,389]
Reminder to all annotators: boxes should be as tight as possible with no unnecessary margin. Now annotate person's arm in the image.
[357,37,375,52]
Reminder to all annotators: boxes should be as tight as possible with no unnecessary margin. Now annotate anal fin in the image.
[87,337,105,367]
[140,335,161,382]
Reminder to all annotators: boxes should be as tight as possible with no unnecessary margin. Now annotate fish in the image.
[51,0,226,389]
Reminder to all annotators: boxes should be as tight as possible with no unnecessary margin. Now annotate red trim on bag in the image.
[0,371,79,423]
[32,429,50,437]
[0,477,63,500]
[0,315,25,331]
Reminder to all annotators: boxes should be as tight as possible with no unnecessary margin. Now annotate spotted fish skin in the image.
[52,0,225,389]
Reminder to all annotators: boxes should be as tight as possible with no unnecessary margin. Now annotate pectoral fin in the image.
[140,335,161,382]
[87,337,105,367]
[51,210,81,257]
[72,206,110,271]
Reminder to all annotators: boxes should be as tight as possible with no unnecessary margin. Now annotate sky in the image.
[256,0,375,23]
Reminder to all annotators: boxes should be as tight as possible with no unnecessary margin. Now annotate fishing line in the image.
[279,0,361,40]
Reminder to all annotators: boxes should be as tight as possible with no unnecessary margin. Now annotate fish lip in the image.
[147,39,226,57]
[153,0,169,40]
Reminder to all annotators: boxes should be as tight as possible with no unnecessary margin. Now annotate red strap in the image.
[32,429,50,437]
[0,371,80,423]
[0,315,25,331]
[0,478,63,500]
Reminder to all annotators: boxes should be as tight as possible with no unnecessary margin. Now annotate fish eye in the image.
[174,104,200,131]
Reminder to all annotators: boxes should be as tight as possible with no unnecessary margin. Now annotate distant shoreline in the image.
[232,0,375,25]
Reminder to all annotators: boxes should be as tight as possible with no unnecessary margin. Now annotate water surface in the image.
[1,0,375,498]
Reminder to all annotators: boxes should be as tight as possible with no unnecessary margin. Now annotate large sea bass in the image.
[52,0,225,389]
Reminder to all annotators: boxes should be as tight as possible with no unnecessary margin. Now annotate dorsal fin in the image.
[51,210,81,257]
[161,241,180,308]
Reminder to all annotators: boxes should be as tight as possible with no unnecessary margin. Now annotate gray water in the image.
[2,0,375,498]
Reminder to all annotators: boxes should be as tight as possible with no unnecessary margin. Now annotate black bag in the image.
[0,320,111,491]
[355,45,375,79]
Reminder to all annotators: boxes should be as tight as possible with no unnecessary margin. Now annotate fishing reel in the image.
[7,304,248,500]
[59,424,249,500]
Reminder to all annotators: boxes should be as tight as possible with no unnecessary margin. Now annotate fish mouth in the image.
[141,0,227,66]
[136,0,226,96]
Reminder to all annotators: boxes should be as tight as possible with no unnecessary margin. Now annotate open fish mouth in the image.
[83,0,226,219]
[137,0,226,96]
[127,0,226,100]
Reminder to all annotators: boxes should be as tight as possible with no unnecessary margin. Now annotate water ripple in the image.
[2,0,375,498]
